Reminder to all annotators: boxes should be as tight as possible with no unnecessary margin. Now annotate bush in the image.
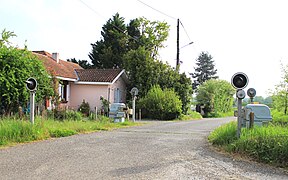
[271,110,288,125]
[139,85,182,120]
[65,110,82,121]
[79,100,90,116]
[49,109,82,121]
[178,110,202,120]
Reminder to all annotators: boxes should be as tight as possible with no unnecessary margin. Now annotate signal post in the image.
[231,72,248,138]
[25,77,37,124]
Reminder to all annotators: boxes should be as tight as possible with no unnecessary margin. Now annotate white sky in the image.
[1,0,288,97]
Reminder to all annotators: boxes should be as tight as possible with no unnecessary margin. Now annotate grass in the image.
[271,109,288,125]
[0,116,140,147]
[176,110,202,121]
[208,118,288,167]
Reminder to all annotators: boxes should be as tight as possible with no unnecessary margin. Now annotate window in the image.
[59,80,69,102]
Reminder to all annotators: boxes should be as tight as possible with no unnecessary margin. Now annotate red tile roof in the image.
[75,69,125,83]
[33,51,82,80]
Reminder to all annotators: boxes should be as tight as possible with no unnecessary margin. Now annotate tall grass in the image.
[208,121,237,145]
[271,109,288,125]
[0,116,138,147]
[208,121,288,167]
[0,117,48,146]
[177,110,202,120]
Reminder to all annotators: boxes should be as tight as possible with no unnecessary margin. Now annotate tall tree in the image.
[190,51,218,90]
[127,17,169,58]
[196,79,234,117]
[0,30,54,115]
[89,13,128,69]
[123,47,192,114]
[271,63,288,114]
[67,58,91,69]
[89,14,169,69]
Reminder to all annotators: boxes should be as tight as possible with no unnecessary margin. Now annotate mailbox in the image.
[109,103,126,123]
[242,104,272,127]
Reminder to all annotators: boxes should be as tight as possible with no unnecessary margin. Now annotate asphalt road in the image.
[1,117,288,180]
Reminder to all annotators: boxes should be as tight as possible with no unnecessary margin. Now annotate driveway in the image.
[0,117,287,179]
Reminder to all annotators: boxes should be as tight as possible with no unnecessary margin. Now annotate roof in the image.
[33,51,82,80]
[75,69,129,84]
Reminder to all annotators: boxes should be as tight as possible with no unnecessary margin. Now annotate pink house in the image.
[33,51,129,112]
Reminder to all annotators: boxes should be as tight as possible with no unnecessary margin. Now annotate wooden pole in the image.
[249,112,254,129]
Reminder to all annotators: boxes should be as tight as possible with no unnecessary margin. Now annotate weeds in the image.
[0,116,139,147]
[208,117,288,167]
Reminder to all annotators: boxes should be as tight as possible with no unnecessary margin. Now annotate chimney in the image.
[52,52,59,63]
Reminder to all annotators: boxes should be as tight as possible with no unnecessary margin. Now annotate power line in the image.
[78,0,140,42]
[78,0,106,19]
[136,0,177,20]
[135,0,192,43]
[179,20,192,42]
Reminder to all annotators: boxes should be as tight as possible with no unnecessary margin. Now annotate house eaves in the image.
[56,76,77,82]
[74,81,112,85]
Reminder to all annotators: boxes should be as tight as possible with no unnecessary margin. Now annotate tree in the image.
[123,47,192,114]
[127,17,169,58]
[0,29,16,47]
[0,30,54,115]
[89,13,128,69]
[190,51,218,90]
[271,63,288,114]
[138,85,182,120]
[67,58,92,69]
[196,79,234,117]
[89,14,169,69]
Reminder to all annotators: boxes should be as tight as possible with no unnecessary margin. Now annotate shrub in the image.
[271,110,288,125]
[49,109,82,121]
[178,110,202,120]
[65,110,82,121]
[79,100,90,116]
[139,85,182,120]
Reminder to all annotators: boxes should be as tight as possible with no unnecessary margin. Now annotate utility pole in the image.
[176,18,180,71]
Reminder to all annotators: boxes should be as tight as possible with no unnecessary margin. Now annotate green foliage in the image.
[242,96,273,107]
[209,121,288,167]
[196,79,234,117]
[124,47,192,114]
[89,13,169,69]
[49,109,82,121]
[271,109,288,125]
[270,63,288,114]
[208,121,237,146]
[0,30,53,115]
[100,96,110,115]
[67,58,92,69]
[0,118,48,145]
[191,51,218,90]
[139,85,182,120]
[89,13,128,68]
[232,126,288,166]
[78,100,90,116]
[0,117,140,147]
[177,110,202,120]
[127,17,169,58]
[0,29,16,47]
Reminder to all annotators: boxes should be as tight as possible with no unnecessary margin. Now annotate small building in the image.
[33,51,129,112]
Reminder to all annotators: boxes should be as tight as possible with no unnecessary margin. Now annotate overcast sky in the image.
[1,0,288,97]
